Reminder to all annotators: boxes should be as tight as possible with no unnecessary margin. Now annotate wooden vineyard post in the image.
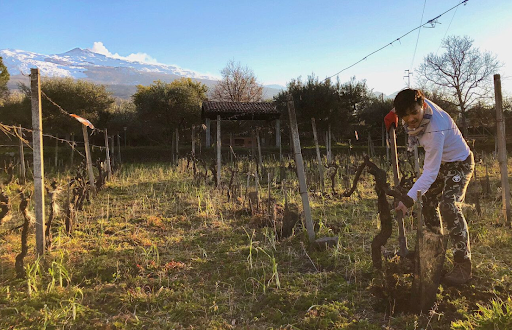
[110,136,115,169]
[31,68,46,256]
[385,129,390,165]
[54,135,59,167]
[389,125,408,256]
[175,127,179,161]
[18,126,26,184]
[104,129,112,181]
[413,145,420,177]
[82,125,96,195]
[229,133,234,163]
[251,131,256,161]
[494,74,511,225]
[205,118,211,147]
[216,115,221,188]
[70,133,75,168]
[287,95,315,242]
[275,119,282,161]
[311,118,324,193]
[267,172,272,216]
[117,134,121,165]
[256,129,263,176]
[327,124,332,163]
[191,125,196,157]
[171,133,176,164]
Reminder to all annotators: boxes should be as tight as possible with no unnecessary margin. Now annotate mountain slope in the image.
[1,48,282,99]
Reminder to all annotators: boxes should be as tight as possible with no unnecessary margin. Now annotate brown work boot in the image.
[443,259,472,285]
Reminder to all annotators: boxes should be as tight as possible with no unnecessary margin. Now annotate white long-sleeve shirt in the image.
[407,99,471,201]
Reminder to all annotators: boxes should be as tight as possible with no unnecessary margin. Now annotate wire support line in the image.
[436,5,460,55]
[40,91,104,133]
[0,122,109,158]
[410,0,428,72]
[324,0,469,82]
[40,90,73,118]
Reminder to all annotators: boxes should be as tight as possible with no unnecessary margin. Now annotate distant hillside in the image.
[1,48,282,100]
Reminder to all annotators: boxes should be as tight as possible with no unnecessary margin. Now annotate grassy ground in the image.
[1,156,512,329]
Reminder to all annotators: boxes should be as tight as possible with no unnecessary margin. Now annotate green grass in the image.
[1,155,512,329]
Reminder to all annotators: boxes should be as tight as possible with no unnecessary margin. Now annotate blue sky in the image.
[2,0,511,95]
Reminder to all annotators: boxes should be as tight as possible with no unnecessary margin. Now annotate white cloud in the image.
[89,42,159,64]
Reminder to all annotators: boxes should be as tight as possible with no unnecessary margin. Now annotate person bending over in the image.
[385,88,474,285]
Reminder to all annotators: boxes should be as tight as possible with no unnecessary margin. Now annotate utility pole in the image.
[404,70,413,87]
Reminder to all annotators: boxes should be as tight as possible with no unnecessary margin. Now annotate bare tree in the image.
[416,35,501,136]
[212,60,263,102]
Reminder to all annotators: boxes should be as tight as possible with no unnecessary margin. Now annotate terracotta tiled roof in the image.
[202,101,280,120]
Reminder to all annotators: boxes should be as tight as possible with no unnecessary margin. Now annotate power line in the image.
[409,0,428,72]
[435,4,460,55]
[324,0,469,82]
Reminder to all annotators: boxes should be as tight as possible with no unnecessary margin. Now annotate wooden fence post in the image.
[116,134,121,165]
[30,68,45,256]
[104,129,112,180]
[287,95,315,242]
[494,74,511,225]
[311,118,324,193]
[54,135,59,167]
[413,145,420,177]
[230,133,234,163]
[327,124,332,163]
[385,129,390,165]
[70,133,75,168]
[217,115,221,188]
[206,118,211,147]
[390,126,408,256]
[82,125,96,195]
[191,125,196,157]
[171,132,176,164]
[175,127,179,161]
[109,136,115,169]
[256,129,263,175]
[18,126,26,184]
[275,118,283,165]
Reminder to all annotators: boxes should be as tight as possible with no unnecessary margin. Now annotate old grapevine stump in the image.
[410,230,448,313]
[364,158,394,270]
[410,190,448,313]
[348,157,448,313]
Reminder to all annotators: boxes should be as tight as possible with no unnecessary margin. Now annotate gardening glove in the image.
[384,108,398,132]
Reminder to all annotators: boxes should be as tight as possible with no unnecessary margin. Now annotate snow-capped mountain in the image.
[1,48,282,99]
[1,48,217,81]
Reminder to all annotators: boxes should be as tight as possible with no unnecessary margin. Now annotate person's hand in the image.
[395,201,408,216]
[384,108,398,132]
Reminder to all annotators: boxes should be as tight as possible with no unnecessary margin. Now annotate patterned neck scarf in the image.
[404,101,433,151]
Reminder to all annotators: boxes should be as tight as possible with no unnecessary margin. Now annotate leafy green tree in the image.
[2,78,115,138]
[132,78,208,143]
[338,77,372,117]
[16,77,115,136]
[0,57,10,105]
[0,91,31,127]
[275,75,373,143]
[277,75,338,130]
[357,96,394,139]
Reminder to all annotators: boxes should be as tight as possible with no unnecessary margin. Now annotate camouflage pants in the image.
[422,152,474,263]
